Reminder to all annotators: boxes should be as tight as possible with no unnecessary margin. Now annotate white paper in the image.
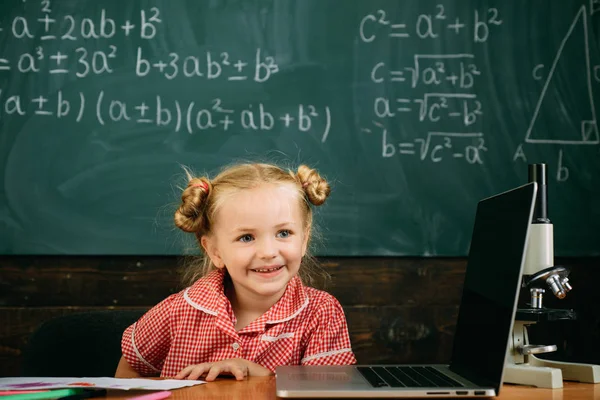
[0,377,206,390]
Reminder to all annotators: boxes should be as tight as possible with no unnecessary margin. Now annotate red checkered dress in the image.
[121,270,356,377]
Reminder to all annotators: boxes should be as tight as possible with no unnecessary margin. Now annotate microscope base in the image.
[529,354,600,383]
[504,362,563,388]
[504,320,600,388]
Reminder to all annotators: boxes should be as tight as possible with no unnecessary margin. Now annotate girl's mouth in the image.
[251,265,284,273]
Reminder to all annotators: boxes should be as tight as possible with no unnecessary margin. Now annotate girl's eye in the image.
[238,234,253,243]
[277,230,291,238]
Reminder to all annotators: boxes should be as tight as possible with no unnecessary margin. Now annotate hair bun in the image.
[297,165,330,206]
[174,178,210,233]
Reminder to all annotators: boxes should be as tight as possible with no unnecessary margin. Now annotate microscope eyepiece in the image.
[529,163,550,223]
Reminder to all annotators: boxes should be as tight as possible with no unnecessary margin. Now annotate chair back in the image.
[22,310,146,377]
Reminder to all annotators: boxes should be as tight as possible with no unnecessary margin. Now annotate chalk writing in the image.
[0,89,331,141]
[360,5,500,163]
[0,2,328,141]
[359,7,502,44]
[363,121,487,163]
[10,7,161,40]
[371,55,480,89]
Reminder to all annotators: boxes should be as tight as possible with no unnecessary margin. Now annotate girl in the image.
[115,162,356,380]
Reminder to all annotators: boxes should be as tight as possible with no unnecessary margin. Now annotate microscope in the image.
[503,163,600,388]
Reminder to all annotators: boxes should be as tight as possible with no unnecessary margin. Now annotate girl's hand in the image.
[175,358,272,381]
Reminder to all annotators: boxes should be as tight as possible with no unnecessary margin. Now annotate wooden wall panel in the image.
[1,256,598,377]
[0,256,181,307]
[0,256,465,307]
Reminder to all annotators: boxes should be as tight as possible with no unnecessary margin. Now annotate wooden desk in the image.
[105,377,598,399]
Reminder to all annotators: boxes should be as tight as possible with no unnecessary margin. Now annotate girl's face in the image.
[201,183,309,307]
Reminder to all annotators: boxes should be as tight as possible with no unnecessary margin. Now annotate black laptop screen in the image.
[449,183,536,392]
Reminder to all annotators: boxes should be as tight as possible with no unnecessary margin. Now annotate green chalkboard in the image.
[1,0,599,256]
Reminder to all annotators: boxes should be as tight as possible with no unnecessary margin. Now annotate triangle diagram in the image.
[525,5,599,145]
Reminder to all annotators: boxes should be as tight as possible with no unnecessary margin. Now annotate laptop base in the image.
[276,365,497,398]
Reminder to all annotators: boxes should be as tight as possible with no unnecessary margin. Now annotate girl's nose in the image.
[257,237,277,258]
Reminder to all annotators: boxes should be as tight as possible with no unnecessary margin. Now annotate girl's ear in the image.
[201,235,224,269]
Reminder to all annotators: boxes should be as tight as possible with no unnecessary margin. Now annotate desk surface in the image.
[106,377,597,399]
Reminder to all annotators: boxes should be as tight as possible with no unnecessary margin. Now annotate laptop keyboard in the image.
[357,366,464,388]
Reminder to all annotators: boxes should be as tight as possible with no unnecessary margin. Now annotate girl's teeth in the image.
[254,266,281,272]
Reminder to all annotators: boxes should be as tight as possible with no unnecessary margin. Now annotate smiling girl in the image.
[115,163,356,381]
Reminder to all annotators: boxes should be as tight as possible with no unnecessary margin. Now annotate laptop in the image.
[276,182,538,398]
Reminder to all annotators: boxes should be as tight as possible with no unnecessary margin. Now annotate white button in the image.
[232,342,240,351]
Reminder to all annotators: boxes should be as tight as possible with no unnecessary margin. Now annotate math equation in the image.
[359,5,502,163]
[0,2,331,141]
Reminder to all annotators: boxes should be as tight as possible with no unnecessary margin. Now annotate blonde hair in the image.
[174,163,331,288]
